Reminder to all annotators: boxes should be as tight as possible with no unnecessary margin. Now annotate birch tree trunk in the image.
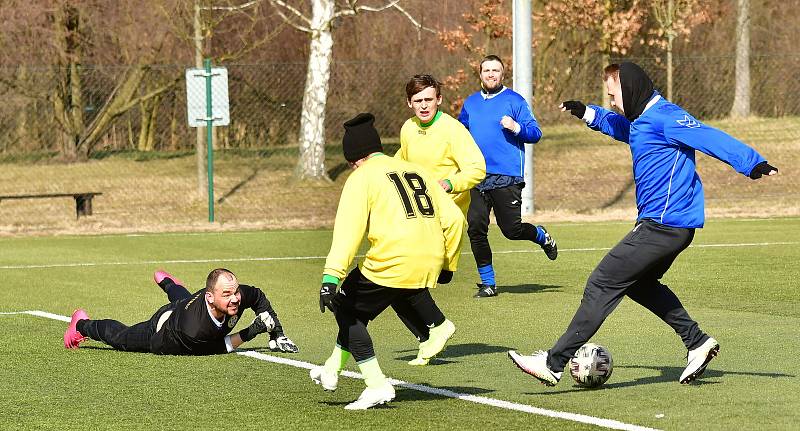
[295,0,335,181]
[730,0,750,117]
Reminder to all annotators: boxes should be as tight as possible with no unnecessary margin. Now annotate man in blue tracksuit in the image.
[458,55,558,299]
[508,62,777,385]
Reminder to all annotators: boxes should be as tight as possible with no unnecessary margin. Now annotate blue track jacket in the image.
[458,87,542,176]
[585,92,766,228]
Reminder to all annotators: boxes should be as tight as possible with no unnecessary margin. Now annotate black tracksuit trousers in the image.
[76,280,191,352]
[467,184,539,268]
[547,220,709,372]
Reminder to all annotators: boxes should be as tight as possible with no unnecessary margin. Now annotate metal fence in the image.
[0,55,797,234]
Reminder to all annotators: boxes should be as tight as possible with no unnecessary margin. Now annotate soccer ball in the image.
[568,343,613,388]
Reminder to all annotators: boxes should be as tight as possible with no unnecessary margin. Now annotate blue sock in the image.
[477,264,495,286]
[534,226,546,245]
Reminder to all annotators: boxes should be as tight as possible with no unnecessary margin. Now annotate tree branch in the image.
[203,0,263,11]
[334,0,434,36]
[269,0,312,29]
[273,6,311,32]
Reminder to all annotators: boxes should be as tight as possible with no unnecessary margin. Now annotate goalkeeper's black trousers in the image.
[333,268,444,362]
[546,220,710,372]
[76,280,191,353]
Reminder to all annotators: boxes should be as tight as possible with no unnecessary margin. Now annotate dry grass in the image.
[0,117,797,236]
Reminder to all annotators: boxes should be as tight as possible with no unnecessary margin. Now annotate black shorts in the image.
[334,267,421,322]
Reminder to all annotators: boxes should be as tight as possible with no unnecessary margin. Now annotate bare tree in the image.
[650,0,711,100]
[266,0,432,182]
[163,0,287,197]
[730,0,750,117]
[536,0,647,108]
[0,1,182,160]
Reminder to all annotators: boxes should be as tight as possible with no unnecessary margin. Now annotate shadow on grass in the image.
[526,364,795,395]
[395,342,513,362]
[217,167,261,205]
[498,283,563,295]
[319,385,495,408]
[395,384,495,401]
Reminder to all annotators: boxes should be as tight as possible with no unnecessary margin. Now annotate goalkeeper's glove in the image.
[749,161,778,179]
[437,270,453,284]
[319,282,337,313]
[560,100,586,119]
[269,335,299,353]
[238,311,275,342]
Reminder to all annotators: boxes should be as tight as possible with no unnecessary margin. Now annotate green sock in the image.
[323,345,351,374]
[358,357,387,388]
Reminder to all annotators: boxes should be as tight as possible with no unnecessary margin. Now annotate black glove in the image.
[319,282,337,313]
[238,311,275,342]
[749,161,778,179]
[437,270,453,284]
[561,100,586,119]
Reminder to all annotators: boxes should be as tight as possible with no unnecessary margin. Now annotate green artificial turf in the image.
[1,217,798,430]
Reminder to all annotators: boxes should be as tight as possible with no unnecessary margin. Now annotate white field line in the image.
[0,241,797,270]
[6,310,659,431]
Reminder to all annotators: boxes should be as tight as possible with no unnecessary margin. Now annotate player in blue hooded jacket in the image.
[508,62,777,386]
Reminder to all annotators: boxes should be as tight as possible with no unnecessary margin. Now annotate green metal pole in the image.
[204,58,215,223]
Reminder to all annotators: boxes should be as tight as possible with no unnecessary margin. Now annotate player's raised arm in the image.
[561,100,631,144]
[662,113,777,179]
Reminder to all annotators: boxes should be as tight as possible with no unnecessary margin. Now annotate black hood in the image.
[620,62,655,121]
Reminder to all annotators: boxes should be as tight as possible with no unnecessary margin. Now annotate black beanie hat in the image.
[342,113,383,163]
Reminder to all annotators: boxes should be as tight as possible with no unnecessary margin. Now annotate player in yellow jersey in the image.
[391,74,486,357]
[396,74,486,215]
[310,113,465,410]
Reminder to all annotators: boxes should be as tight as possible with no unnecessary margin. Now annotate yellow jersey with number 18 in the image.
[324,154,464,289]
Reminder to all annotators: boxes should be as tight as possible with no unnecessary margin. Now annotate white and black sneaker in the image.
[508,350,562,386]
[680,337,719,384]
[538,226,558,261]
[474,283,498,298]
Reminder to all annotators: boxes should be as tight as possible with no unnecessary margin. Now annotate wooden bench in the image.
[0,193,103,219]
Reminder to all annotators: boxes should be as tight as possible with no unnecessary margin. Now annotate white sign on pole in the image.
[185,67,230,127]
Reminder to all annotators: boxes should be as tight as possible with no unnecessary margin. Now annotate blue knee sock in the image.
[477,264,495,286]
[534,226,546,245]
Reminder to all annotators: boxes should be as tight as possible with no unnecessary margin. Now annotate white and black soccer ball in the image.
[568,343,613,388]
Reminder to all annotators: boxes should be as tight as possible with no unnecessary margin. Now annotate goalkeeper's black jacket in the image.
[150,284,283,355]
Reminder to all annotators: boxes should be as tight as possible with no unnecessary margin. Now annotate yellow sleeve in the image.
[446,122,486,192]
[430,177,465,271]
[395,122,410,160]
[323,174,370,279]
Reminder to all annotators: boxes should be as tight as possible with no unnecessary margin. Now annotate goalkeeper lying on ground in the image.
[63,268,299,355]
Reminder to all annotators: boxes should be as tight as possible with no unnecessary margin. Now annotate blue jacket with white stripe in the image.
[586,92,766,228]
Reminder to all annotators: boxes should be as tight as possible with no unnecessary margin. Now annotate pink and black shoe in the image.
[64,309,89,349]
[154,270,185,288]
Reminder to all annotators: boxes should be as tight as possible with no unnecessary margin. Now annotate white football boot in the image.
[508,350,562,386]
[309,366,339,391]
[344,384,396,410]
[680,337,720,384]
